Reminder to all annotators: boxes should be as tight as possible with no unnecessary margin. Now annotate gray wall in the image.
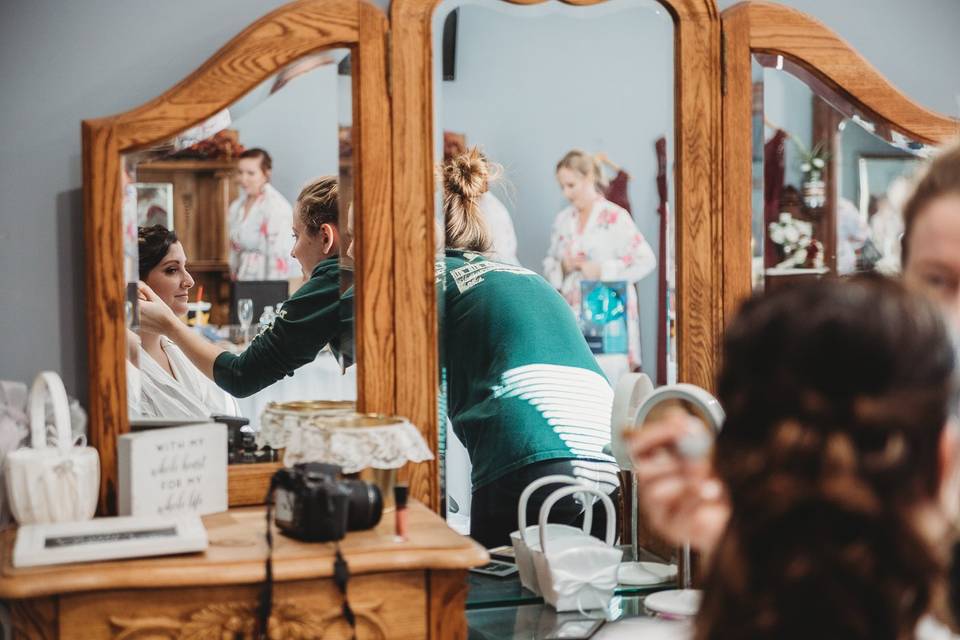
[762,69,814,191]
[227,61,346,205]
[1,0,959,403]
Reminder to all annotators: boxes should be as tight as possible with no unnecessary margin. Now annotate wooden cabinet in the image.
[0,503,487,639]
[137,159,238,325]
[58,573,427,639]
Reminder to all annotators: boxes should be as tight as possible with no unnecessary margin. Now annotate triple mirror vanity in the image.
[7,0,954,637]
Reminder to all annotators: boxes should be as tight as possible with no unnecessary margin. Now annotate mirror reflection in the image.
[432,0,676,551]
[122,50,356,464]
[751,55,932,290]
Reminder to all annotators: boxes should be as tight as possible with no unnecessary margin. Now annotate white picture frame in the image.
[134,181,174,230]
[12,514,207,568]
[857,155,922,220]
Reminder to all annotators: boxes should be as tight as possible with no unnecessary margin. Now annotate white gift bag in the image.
[531,485,622,612]
[509,475,594,595]
[5,372,99,525]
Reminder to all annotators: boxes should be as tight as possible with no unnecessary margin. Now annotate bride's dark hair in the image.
[696,276,956,640]
[138,225,178,280]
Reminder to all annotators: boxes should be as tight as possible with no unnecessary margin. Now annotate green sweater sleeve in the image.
[213,265,341,397]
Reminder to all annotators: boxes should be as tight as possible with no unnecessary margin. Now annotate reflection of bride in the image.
[128,226,240,419]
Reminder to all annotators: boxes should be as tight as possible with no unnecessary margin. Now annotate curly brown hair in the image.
[138,225,178,280]
[696,276,956,640]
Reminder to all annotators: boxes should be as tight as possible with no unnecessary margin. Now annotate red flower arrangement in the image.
[171,130,245,160]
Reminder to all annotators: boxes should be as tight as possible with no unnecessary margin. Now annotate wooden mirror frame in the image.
[82,0,393,514]
[721,0,960,316]
[390,0,724,510]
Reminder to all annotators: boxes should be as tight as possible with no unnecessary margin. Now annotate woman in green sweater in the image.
[440,148,620,547]
[137,176,350,398]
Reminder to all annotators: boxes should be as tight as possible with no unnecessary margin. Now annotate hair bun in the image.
[443,147,489,200]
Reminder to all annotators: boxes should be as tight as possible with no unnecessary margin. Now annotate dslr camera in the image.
[271,463,383,542]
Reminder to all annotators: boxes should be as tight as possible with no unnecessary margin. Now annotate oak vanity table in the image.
[0,502,486,639]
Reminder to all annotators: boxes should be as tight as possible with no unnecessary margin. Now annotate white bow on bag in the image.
[509,474,595,595]
[4,372,99,524]
[531,484,622,613]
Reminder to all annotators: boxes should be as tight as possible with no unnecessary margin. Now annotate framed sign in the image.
[118,423,228,517]
[12,514,207,567]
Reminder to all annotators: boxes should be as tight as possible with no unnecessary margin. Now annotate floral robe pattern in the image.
[228,183,298,280]
[543,198,656,368]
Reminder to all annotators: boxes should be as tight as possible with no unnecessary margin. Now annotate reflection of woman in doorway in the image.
[227,148,298,281]
[543,149,656,370]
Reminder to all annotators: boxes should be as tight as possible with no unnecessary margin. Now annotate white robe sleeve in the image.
[543,212,568,290]
[598,206,656,283]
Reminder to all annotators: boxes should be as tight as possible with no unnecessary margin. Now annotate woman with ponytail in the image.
[439,148,622,548]
[544,149,656,370]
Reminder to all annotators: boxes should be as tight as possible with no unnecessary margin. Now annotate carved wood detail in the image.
[109,600,386,640]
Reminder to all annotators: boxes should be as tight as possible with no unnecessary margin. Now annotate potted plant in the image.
[795,140,829,210]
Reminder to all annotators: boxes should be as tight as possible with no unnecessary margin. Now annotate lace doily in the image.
[258,403,433,473]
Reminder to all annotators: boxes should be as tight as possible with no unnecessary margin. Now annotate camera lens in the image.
[343,480,383,531]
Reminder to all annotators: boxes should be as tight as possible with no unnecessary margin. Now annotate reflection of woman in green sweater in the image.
[138,176,350,397]
[440,148,620,547]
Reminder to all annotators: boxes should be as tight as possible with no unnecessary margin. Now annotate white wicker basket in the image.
[5,372,99,525]
[531,484,621,612]
[509,474,594,595]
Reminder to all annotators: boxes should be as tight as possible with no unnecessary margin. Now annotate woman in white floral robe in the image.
[228,149,299,281]
[544,150,656,369]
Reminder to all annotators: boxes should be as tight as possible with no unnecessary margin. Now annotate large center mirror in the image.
[386,0,723,603]
[430,0,678,543]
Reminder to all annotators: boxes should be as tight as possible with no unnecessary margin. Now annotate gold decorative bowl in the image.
[257,404,433,509]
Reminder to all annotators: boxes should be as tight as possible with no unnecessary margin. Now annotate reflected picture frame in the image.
[134,182,174,230]
[856,154,922,220]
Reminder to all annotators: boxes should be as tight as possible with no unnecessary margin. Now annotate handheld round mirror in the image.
[610,381,724,597]
[631,383,723,615]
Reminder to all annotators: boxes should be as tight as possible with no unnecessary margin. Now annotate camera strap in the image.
[334,542,357,631]
[259,472,357,639]
[258,473,281,639]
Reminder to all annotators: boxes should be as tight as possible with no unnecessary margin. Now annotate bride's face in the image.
[145,242,194,316]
